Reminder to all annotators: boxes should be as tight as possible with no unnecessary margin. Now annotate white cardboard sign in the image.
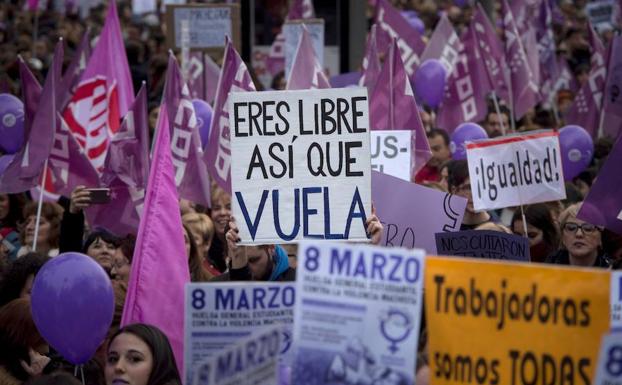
[370,130,411,181]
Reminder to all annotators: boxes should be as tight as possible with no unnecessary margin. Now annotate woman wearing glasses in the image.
[546,203,610,268]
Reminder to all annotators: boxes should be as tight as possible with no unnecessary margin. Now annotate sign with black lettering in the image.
[586,0,615,33]
[165,4,241,53]
[370,131,411,181]
[184,282,295,385]
[426,257,610,385]
[435,230,530,261]
[192,326,281,385]
[292,241,425,385]
[466,131,566,211]
[229,88,371,245]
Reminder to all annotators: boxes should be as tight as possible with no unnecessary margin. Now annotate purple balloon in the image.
[559,125,593,180]
[401,11,425,34]
[0,94,25,154]
[192,99,213,149]
[450,123,489,160]
[0,154,14,175]
[414,59,447,109]
[31,252,114,364]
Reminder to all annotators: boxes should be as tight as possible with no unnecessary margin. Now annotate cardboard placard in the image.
[435,230,530,261]
[370,130,411,181]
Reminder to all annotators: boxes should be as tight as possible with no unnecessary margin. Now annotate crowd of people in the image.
[0,0,621,384]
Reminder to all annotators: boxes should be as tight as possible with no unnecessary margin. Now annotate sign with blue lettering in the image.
[192,326,281,385]
[592,333,622,385]
[292,241,425,385]
[184,282,295,385]
[229,88,372,245]
[435,230,530,261]
[611,272,622,330]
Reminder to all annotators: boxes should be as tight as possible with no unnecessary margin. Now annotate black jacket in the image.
[545,249,611,268]
[211,265,296,282]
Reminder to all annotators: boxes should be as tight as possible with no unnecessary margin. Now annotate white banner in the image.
[172,6,232,49]
[370,130,411,181]
[283,20,324,79]
[292,241,425,384]
[230,88,371,244]
[466,131,566,211]
[184,282,295,385]
[192,326,281,385]
[593,332,622,385]
[132,0,156,15]
[612,272,622,330]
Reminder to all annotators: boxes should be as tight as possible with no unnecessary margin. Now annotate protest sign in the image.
[593,333,622,385]
[466,131,566,211]
[192,326,281,385]
[229,88,371,244]
[184,282,295,385]
[435,230,530,261]
[371,171,467,253]
[426,257,610,385]
[586,0,616,33]
[612,272,622,330]
[370,130,411,181]
[283,19,324,79]
[292,241,425,385]
[165,4,241,53]
[132,0,156,15]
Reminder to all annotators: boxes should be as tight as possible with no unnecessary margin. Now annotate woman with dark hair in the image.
[105,324,181,385]
[0,252,50,307]
[0,193,26,261]
[447,160,495,230]
[0,298,51,384]
[82,229,121,275]
[511,203,560,263]
[17,202,63,258]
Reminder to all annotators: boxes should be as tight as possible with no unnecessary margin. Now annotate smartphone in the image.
[85,188,111,204]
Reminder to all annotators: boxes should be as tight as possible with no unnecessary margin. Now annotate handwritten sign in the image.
[435,230,530,261]
[370,130,411,181]
[229,88,371,244]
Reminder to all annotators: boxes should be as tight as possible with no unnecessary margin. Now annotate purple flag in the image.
[286,26,330,90]
[501,0,540,120]
[372,171,467,252]
[206,40,256,193]
[63,0,135,170]
[554,58,578,93]
[187,52,220,105]
[375,0,425,77]
[59,30,91,111]
[48,113,100,197]
[370,39,431,176]
[420,14,461,76]
[330,72,362,88]
[121,77,190,374]
[472,5,509,102]
[577,134,622,234]
[164,54,211,207]
[536,0,560,105]
[602,35,622,139]
[437,22,491,133]
[359,24,382,92]
[510,0,541,87]
[564,25,607,137]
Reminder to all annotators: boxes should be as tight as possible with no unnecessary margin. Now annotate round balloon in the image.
[401,11,425,34]
[414,59,447,109]
[450,123,488,160]
[0,154,14,175]
[559,125,593,180]
[192,99,213,149]
[31,252,114,364]
[0,94,25,154]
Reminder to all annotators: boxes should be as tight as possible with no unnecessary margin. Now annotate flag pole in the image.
[31,159,48,251]
[32,10,39,57]
[490,90,507,136]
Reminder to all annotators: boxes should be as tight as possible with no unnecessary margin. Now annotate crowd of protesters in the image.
[1,0,622,384]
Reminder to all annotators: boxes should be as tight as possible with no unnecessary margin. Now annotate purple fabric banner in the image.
[286,26,330,90]
[359,24,382,92]
[375,0,425,77]
[58,30,91,111]
[536,0,560,105]
[420,13,461,76]
[437,21,492,133]
[578,134,622,234]
[330,71,362,88]
[164,54,211,207]
[206,40,256,193]
[370,39,431,176]
[372,171,467,253]
[601,35,622,139]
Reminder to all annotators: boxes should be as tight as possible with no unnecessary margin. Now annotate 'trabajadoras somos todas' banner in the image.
[425,257,610,385]
[229,88,371,244]
[466,131,566,211]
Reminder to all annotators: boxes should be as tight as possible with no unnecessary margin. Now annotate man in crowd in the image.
[415,129,451,185]
[483,105,511,138]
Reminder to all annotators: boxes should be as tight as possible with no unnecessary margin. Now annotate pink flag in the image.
[420,14,461,76]
[375,0,425,78]
[359,24,382,92]
[602,35,622,139]
[27,0,39,11]
[59,30,91,111]
[206,40,256,193]
[63,0,135,171]
[501,0,540,120]
[370,39,431,176]
[187,52,220,105]
[86,85,150,236]
[436,22,492,133]
[266,0,316,76]
[286,26,330,90]
[536,0,560,105]
[510,1,541,87]
[564,25,607,137]
[163,53,211,207]
[121,82,190,373]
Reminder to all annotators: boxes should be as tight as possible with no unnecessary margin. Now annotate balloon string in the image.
[80,365,85,385]
[74,365,78,377]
